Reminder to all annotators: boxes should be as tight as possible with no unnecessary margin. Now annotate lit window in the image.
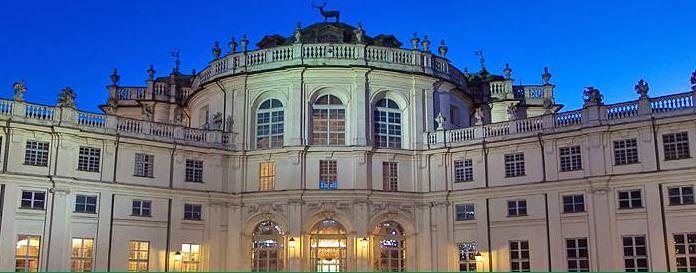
[184,204,202,221]
[252,220,284,272]
[455,203,475,221]
[77,146,101,172]
[566,238,589,272]
[509,240,530,272]
[185,159,204,183]
[15,235,40,272]
[20,191,45,210]
[256,99,284,149]
[507,200,527,217]
[622,235,649,272]
[668,186,694,206]
[181,243,201,272]
[134,153,154,177]
[259,162,275,191]
[312,95,345,145]
[458,242,478,272]
[71,238,94,272]
[614,139,639,165]
[132,200,151,217]
[75,195,97,214]
[618,190,643,209]
[559,146,582,172]
[319,160,337,190]
[382,162,398,192]
[504,153,525,177]
[374,98,402,148]
[128,241,149,272]
[663,132,690,160]
[454,159,473,183]
[562,195,585,213]
[674,233,696,272]
[375,221,406,272]
[24,140,49,167]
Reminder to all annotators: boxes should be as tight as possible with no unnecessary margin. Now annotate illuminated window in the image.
[71,238,94,272]
[128,241,149,272]
[312,95,345,145]
[319,160,337,190]
[256,99,284,149]
[252,220,284,272]
[458,242,478,272]
[15,235,41,272]
[375,221,406,272]
[382,162,398,191]
[310,219,347,272]
[259,162,275,191]
[374,98,402,148]
[181,243,201,272]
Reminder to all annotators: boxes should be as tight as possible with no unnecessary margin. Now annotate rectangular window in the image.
[382,162,398,192]
[74,195,97,214]
[77,146,101,172]
[663,132,690,160]
[20,191,45,210]
[668,186,695,206]
[454,159,474,182]
[674,233,696,272]
[566,238,589,272]
[510,240,530,272]
[563,194,585,213]
[131,200,151,217]
[128,241,149,272]
[614,139,639,165]
[134,153,154,177]
[181,243,201,272]
[507,200,527,217]
[319,160,337,190]
[455,203,475,221]
[622,235,649,272]
[24,140,49,167]
[504,153,526,177]
[15,235,41,272]
[184,204,202,221]
[71,238,94,272]
[259,162,275,191]
[458,242,478,272]
[618,190,643,209]
[185,159,204,183]
[560,146,582,172]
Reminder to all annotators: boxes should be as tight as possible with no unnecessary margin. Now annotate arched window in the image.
[251,220,284,272]
[374,99,402,148]
[310,219,348,272]
[312,95,345,145]
[256,99,284,149]
[374,221,406,272]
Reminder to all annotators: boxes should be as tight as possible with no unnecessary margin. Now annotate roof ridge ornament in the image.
[170,49,180,73]
[541,67,552,85]
[411,33,420,50]
[635,79,649,99]
[312,1,340,22]
[691,69,696,91]
[12,80,27,102]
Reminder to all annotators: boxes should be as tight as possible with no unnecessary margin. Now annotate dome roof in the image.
[256,22,402,49]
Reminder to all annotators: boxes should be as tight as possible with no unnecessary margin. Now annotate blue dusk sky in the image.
[0,0,694,112]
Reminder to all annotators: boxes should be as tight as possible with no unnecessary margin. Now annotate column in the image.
[46,186,71,271]
[225,204,242,271]
[432,201,449,271]
[286,199,303,271]
[588,186,616,271]
[351,68,369,146]
[354,200,370,271]
[415,204,432,271]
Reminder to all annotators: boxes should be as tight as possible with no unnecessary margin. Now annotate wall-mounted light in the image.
[474,251,484,262]
[288,237,296,248]
[361,237,369,248]
[174,251,182,261]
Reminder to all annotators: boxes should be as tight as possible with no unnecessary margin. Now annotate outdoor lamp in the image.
[174,251,182,261]
[474,251,484,262]
[288,237,296,248]
[361,237,369,248]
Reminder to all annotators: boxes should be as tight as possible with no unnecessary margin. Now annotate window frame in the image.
[622,235,649,272]
[618,190,643,209]
[15,235,41,272]
[20,190,45,210]
[256,99,285,149]
[24,140,50,167]
[180,243,201,272]
[185,159,204,183]
[74,194,98,214]
[562,194,585,213]
[673,233,696,272]
[667,186,695,206]
[507,200,528,217]
[382,162,398,192]
[77,146,101,172]
[71,237,94,272]
[259,161,276,191]
[613,138,639,165]
[184,203,202,221]
[133,153,154,178]
[311,95,346,146]
[504,153,526,177]
[559,145,583,172]
[128,240,150,272]
[131,200,152,217]
[374,98,402,148]
[566,238,589,272]
[455,203,475,221]
[458,242,478,272]
[319,160,338,190]
[663,132,690,161]
[509,240,530,272]
[454,159,474,183]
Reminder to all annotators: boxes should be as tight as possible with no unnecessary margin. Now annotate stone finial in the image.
[57,87,76,108]
[473,50,485,70]
[110,68,120,85]
[411,33,420,50]
[212,41,221,59]
[12,80,27,102]
[228,36,238,53]
[582,86,604,107]
[421,35,431,52]
[106,97,118,113]
[503,63,512,80]
[147,65,156,80]
[543,98,554,114]
[438,40,448,57]
[506,104,517,120]
[240,34,249,52]
[142,104,153,120]
[294,23,303,44]
[541,67,552,85]
[473,107,484,125]
[435,112,446,130]
[354,22,364,44]
[635,79,649,99]
[691,70,696,91]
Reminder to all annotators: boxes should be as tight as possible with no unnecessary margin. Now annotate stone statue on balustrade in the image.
[106,97,118,113]
[473,107,484,125]
[691,70,696,91]
[212,112,223,129]
[435,112,446,130]
[507,104,518,121]
[543,98,554,114]
[294,23,302,44]
[12,81,27,102]
[57,87,76,108]
[582,86,603,107]
[174,108,185,125]
[635,79,649,99]
[142,104,153,120]
[354,23,364,44]
[225,115,234,132]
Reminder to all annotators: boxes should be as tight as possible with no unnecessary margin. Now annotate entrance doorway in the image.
[309,219,347,272]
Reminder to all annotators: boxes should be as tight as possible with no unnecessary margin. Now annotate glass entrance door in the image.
[310,238,347,272]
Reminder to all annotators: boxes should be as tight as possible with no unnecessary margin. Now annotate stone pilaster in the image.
[46,186,71,271]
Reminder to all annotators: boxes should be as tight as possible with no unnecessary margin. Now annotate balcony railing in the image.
[0,99,234,149]
[427,90,696,146]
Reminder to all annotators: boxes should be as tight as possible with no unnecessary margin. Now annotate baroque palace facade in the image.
[2,19,696,272]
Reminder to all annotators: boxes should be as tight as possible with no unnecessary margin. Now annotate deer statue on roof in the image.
[312,1,340,22]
